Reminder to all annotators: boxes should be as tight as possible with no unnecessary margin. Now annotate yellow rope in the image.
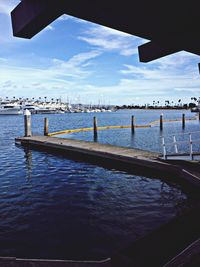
[48,124,151,136]
[150,117,196,126]
[48,117,197,136]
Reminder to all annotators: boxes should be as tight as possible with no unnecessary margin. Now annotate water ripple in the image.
[0,110,199,259]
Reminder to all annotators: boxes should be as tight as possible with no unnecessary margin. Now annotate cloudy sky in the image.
[0,0,200,105]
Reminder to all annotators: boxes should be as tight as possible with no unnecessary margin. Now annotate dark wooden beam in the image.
[11,0,200,63]
[138,41,181,62]
[11,0,65,38]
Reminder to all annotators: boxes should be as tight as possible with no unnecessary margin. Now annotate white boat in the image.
[191,98,200,112]
[22,103,40,112]
[0,104,23,115]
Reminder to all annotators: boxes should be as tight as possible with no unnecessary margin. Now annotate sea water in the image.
[0,109,199,260]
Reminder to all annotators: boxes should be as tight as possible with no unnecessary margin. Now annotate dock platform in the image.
[9,135,200,266]
[15,136,200,187]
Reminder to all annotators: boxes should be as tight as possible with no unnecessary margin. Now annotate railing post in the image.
[182,113,185,129]
[24,109,32,137]
[93,116,98,139]
[173,135,178,153]
[160,113,163,131]
[189,133,193,160]
[161,137,167,159]
[44,118,49,136]
[131,115,135,133]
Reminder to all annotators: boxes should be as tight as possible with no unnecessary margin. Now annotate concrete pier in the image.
[15,136,200,187]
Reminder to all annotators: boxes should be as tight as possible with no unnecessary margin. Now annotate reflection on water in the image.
[23,147,33,181]
[0,110,199,260]
[93,134,98,143]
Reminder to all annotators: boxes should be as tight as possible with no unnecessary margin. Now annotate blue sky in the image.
[0,0,200,105]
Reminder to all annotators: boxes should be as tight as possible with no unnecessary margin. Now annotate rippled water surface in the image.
[0,110,199,260]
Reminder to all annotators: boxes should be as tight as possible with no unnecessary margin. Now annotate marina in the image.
[0,98,114,115]
[1,1,200,265]
[0,109,199,266]
[1,97,200,115]
[0,102,23,115]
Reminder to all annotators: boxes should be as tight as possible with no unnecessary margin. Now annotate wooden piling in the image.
[44,118,49,136]
[160,114,163,130]
[199,111,200,121]
[24,110,32,137]
[93,116,98,139]
[182,113,185,129]
[131,115,135,133]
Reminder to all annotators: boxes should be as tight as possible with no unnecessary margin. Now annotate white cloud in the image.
[78,24,146,56]
[0,50,102,99]
[0,0,19,15]
[0,2,200,105]
[114,51,200,103]
[45,25,54,31]
[57,14,71,21]
[0,0,53,44]
[174,87,200,93]
[121,51,200,80]
[1,48,200,105]
[57,14,89,24]
[0,57,7,62]
[50,50,102,78]
[0,0,27,44]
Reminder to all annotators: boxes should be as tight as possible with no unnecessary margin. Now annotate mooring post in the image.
[199,111,200,121]
[131,115,135,133]
[182,113,185,129]
[44,118,49,136]
[24,109,32,137]
[160,113,163,131]
[93,116,98,139]
[189,133,193,160]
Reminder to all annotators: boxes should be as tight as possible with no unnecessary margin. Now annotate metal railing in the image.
[161,131,200,160]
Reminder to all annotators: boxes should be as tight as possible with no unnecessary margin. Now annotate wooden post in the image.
[24,109,32,137]
[182,113,185,129]
[44,118,49,136]
[189,133,193,160]
[199,111,200,121]
[160,113,163,131]
[93,116,98,139]
[131,115,135,133]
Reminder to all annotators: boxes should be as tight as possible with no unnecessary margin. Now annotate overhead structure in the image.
[11,0,200,62]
